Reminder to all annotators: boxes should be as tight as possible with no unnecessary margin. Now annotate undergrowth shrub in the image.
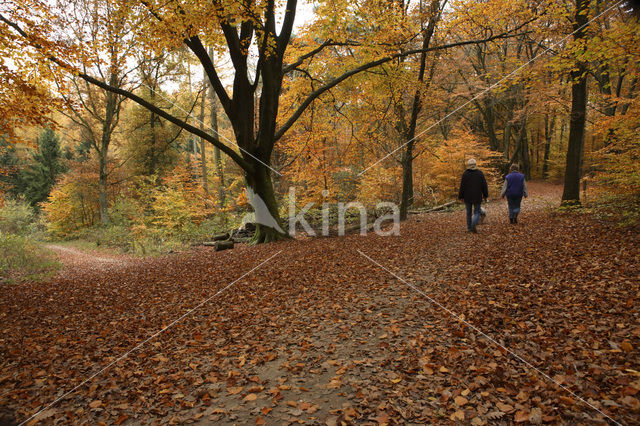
[45,165,238,255]
[0,233,59,283]
[0,199,36,235]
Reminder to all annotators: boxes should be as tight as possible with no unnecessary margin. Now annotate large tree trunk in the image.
[562,0,589,204]
[245,161,288,244]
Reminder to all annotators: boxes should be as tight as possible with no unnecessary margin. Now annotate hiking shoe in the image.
[471,225,478,233]
[514,217,518,224]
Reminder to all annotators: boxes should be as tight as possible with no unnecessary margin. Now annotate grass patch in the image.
[0,233,61,284]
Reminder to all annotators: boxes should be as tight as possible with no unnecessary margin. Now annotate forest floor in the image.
[1,182,639,425]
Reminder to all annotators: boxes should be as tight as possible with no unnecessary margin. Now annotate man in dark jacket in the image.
[458,158,489,233]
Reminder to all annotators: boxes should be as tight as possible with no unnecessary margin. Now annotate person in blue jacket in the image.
[458,158,488,233]
[500,164,528,224]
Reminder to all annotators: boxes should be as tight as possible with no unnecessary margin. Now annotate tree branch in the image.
[275,27,533,141]
[278,0,297,54]
[283,40,362,74]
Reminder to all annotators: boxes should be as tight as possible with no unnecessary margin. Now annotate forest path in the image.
[1,182,639,425]
[44,243,133,272]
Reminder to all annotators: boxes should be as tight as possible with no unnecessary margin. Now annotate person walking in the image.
[458,158,488,233]
[500,164,528,224]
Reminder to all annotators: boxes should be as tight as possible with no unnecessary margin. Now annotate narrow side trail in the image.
[0,183,638,425]
[44,244,133,273]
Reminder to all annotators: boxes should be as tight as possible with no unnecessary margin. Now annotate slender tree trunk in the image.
[98,147,109,225]
[562,0,589,204]
[208,47,225,207]
[542,114,554,179]
[148,85,158,175]
[516,118,531,178]
[503,121,511,159]
[198,80,209,194]
[483,99,499,150]
[98,81,118,225]
[399,141,414,220]
[399,0,440,221]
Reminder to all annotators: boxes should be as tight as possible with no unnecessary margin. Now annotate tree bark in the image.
[518,118,531,178]
[246,161,287,244]
[542,114,554,179]
[399,0,440,221]
[98,147,109,225]
[208,47,225,207]
[97,72,119,225]
[198,79,209,194]
[399,141,414,220]
[562,0,589,204]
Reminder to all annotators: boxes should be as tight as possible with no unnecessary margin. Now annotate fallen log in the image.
[213,233,230,241]
[409,201,456,215]
[214,240,234,251]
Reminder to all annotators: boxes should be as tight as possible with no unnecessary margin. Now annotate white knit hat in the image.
[467,158,478,170]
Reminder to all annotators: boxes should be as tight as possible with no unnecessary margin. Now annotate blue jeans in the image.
[507,196,522,219]
[465,202,482,230]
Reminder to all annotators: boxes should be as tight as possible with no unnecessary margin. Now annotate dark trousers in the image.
[507,196,523,219]
[465,202,482,230]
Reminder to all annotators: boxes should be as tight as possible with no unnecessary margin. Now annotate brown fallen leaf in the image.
[299,402,313,410]
[621,341,634,352]
[496,402,514,413]
[454,396,468,406]
[227,386,244,395]
[89,400,102,409]
[514,410,530,423]
[450,410,465,421]
[244,393,258,401]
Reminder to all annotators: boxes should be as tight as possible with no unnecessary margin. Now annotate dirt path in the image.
[1,183,638,425]
[44,244,133,273]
